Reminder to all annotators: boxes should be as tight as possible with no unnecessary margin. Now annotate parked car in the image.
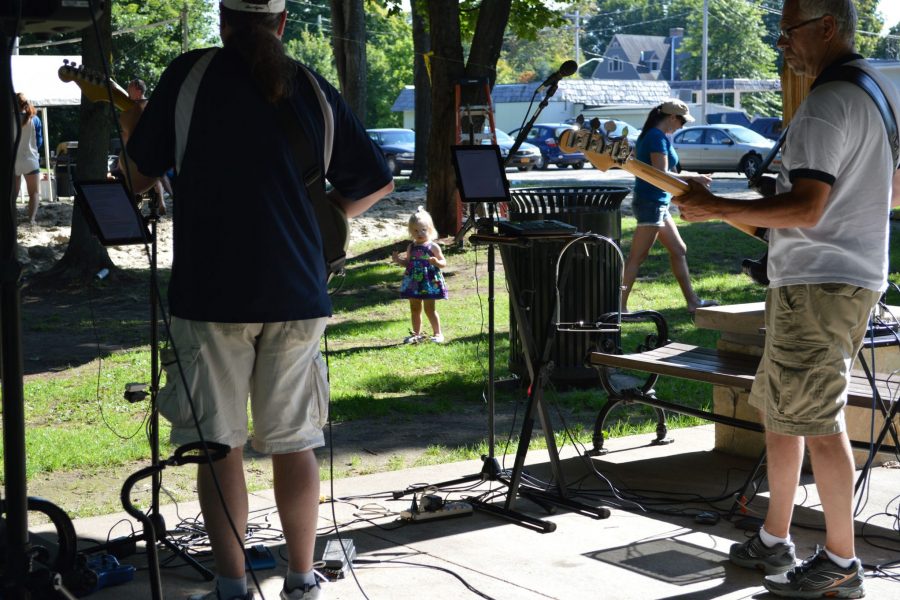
[491,129,543,171]
[507,123,585,170]
[366,128,415,175]
[602,119,640,143]
[672,124,781,178]
[748,117,784,141]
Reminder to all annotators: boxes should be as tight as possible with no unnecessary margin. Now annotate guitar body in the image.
[58,61,134,112]
[558,125,766,241]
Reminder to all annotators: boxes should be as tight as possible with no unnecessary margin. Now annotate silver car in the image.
[672,124,781,178]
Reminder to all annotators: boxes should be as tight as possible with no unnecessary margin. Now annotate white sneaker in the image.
[403,333,424,344]
[430,334,445,343]
[280,581,323,599]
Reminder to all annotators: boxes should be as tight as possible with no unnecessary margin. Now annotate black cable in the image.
[323,330,371,600]
[353,558,498,600]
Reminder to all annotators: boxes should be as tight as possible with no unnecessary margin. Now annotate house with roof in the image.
[391,78,674,133]
[589,29,685,81]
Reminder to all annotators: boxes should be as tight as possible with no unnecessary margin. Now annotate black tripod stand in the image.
[126,190,215,589]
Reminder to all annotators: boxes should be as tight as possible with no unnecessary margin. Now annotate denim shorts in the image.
[158,317,330,454]
[631,196,670,226]
[748,284,880,436]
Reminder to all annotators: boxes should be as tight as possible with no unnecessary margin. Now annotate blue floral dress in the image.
[400,242,449,300]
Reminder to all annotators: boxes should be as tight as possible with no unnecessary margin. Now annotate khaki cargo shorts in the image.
[748,283,880,436]
[158,317,329,454]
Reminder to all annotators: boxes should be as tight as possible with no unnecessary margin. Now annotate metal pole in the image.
[181,3,188,53]
[1,31,32,599]
[701,0,708,124]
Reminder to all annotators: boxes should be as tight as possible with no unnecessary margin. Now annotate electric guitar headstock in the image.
[557,116,635,172]
[58,60,133,112]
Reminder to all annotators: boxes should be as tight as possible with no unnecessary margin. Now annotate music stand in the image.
[75,180,214,597]
[394,146,610,531]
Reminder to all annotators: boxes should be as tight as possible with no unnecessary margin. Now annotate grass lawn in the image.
[6,207,900,518]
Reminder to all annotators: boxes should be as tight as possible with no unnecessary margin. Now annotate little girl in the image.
[391,206,448,343]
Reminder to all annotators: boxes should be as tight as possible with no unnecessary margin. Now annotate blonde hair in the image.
[408,206,437,242]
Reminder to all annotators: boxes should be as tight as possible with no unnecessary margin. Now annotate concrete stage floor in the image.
[41,425,900,600]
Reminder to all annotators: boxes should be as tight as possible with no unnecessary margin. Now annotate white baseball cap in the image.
[659,99,695,123]
[221,0,286,12]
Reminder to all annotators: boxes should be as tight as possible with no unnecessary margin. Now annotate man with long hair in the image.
[675,1,900,597]
[118,1,393,598]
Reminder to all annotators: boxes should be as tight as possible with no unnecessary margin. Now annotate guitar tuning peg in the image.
[603,120,616,134]
[589,117,600,132]
[575,114,585,127]
[63,59,69,66]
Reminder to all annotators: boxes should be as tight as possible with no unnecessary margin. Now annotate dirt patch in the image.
[15,186,589,519]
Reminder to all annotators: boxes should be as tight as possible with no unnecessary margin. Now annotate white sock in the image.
[825,548,855,569]
[285,568,317,591]
[759,526,792,547]
[215,575,247,599]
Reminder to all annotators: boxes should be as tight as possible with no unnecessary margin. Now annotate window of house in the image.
[609,58,623,73]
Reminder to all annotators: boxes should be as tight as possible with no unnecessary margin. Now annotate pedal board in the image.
[401,501,473,523]
[319,538,356,580]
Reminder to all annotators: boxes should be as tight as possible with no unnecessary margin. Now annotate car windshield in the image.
[379,130,415,145]
[494,130,514,143]
[723,126,770,145]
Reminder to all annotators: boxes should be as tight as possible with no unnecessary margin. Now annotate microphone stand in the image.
[506,83,561,164]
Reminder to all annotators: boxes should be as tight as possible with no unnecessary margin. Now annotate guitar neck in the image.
[58,64,134,112]
[621,158,763,240]
[620,158,691,196]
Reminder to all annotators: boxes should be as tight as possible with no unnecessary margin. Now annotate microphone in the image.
[536,60,578,92]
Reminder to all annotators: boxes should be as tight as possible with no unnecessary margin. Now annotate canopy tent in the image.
[11,54,82,202]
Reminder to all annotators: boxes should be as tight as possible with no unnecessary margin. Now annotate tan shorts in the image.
[748,284,880,436]
[158,317,329,454]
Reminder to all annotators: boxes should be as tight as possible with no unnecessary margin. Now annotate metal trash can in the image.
[55,161,75,197]
[505,186,629,385]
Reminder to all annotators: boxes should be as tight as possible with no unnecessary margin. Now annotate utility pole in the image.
[565,9,582,65]
[181,3,188,53]
[701,0,708,124]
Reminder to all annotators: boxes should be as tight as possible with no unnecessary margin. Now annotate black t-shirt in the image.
[128,46,391,322]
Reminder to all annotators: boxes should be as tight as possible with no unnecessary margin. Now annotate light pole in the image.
[579,56,604,78]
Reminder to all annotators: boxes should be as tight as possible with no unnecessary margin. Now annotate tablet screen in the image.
[75,180,149,246]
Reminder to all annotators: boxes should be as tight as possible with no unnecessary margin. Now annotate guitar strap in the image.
[174,50,344,279]
[811,63,900,168]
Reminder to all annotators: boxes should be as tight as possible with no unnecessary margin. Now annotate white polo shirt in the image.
[769,58,899,292]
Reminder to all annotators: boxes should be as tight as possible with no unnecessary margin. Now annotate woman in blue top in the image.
[621,99,716,314]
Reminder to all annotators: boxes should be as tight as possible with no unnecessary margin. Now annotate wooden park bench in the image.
[586,312,900,461]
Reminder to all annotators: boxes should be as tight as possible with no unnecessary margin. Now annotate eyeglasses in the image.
[779,15,826,40]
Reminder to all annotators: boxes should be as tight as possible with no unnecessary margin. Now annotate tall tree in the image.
[855,0,883,57]
[678,0,778,118]
[583,0,686,58]
[410,0,431,182]
[425,0,566,235]
[42,4,115,283]
[330,0,368,123]
[365,5,413,127]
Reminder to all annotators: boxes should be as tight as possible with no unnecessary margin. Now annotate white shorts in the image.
[158,317,329,454]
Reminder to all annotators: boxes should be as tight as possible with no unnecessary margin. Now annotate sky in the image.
[880,0,900,34]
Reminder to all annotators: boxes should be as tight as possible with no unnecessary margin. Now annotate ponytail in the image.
[637,106,667,141]
[221,7,296,103]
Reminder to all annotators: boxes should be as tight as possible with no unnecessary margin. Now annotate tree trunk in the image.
[425,0,464,237]
[43,2,115,283]
[410,0,431,183]
[425,0,511,236]
[330,0,367,124]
